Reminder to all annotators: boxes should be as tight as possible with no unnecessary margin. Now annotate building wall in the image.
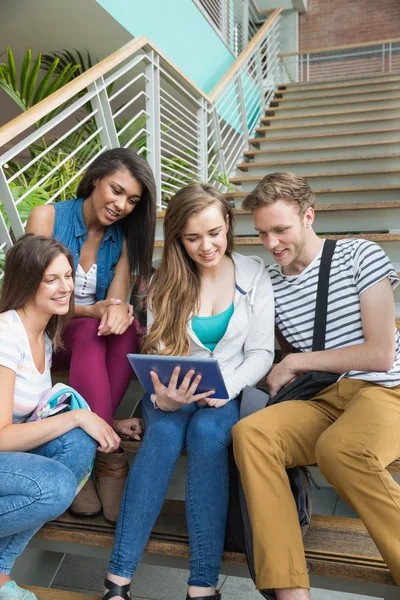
[299,0,400,50]
[96,0,236,94]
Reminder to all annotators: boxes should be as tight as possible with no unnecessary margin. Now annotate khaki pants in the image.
[232,379,400,590]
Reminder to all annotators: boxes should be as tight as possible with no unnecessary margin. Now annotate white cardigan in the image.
[147,252,275,401]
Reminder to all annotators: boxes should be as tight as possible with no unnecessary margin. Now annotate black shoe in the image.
[103,577,130,600]
[186,592,221,600]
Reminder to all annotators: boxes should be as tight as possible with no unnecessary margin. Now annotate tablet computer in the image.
[127,354,229,399]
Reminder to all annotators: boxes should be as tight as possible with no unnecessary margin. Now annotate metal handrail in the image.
[279,38,400,83]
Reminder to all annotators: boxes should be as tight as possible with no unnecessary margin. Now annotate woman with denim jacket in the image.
[102,183,275,600]
[0,235,120,600]
[26,148,156,523]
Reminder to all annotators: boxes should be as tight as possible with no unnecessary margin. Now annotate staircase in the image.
[219,72,400,319]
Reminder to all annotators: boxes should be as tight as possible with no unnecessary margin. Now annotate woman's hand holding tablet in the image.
[150,366,216,411]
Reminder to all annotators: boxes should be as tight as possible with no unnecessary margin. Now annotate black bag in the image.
[225,240,339,599]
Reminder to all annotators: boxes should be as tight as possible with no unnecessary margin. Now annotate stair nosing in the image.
[230,168,400,184]
[279,75,400,93]
[242,148,400,162]
[269,94,400,112]
[262,105,400,122]
[249,127,400,144]
[275,85,400,102]
[244,141,400,157]
[256,114,400,132]
[224,185,400,198]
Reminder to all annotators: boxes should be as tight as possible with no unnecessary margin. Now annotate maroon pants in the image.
[52,318,138,425]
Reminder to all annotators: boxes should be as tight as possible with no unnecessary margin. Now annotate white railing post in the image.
[0,209,13,251]
[211,106,227,186]
[0,168,24,239]
[255,49,265,105]
[382,43,386,73]
[242,0,249,52]
[221,0,229,45]
[89,77,120,149]
[197,98,209,182]
[389,42,393,72]
[306,53,310,82]
[145,51,162,210]
[236,76,249,145]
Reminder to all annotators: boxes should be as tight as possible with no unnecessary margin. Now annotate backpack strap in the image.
[312,239,337,352]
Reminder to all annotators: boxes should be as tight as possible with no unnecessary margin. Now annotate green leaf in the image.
[32,56,59,104]
[0,80,27,111]
[19,49,31,101]
[25,51,42,106]
[45,63,79,97]
[7,46,17,92]
[0,64,11,85]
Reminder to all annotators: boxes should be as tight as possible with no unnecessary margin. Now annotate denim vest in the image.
[52,198,124,301]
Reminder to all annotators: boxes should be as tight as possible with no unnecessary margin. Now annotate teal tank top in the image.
[192,303,234,352]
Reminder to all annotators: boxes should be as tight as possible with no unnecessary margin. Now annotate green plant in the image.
[0,47,80,124]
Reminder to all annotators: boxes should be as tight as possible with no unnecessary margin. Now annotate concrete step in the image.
[224,185,400,207]
[239,146,400,164]
[256,115,400,136]
[274,85,400,105]
[231,170,400,192]
[279,74,400,95]
[262,105,400,126]
[267,95,400,115]
[249,128,400,149]
[229,204,400,237]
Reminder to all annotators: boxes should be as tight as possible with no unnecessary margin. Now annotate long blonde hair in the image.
[142,183,234,356]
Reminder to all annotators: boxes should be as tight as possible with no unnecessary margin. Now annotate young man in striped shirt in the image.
[233,172,400,600]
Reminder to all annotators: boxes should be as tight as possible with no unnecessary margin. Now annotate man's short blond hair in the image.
[242,172,315,215]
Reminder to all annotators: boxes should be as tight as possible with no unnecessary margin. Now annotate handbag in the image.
[225,239,339,599]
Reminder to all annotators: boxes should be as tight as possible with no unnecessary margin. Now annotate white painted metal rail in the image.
[193,0,272,56]
[280,38,400,83]
[0,10,282,274]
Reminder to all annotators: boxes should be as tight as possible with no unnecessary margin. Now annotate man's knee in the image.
[315,429,353,482]
[232,412,277,451]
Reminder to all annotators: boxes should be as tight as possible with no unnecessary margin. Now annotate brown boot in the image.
[94,450,129,525]
[69,477,102,517]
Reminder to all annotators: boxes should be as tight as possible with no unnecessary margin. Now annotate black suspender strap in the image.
[312,239,337,352]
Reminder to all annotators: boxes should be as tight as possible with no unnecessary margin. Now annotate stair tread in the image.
[224,185,400,199]
[269,94,400,111]
[36,504,399,585]
[155,233,400,248]
[230,168,400,184]
[236,151,400,171]
[21,588,99,600]
[256,115,400,133]
[262,105,400,122]
[157,202,400,219]
[280,75,400,93]
[248,129,400,144]
[275,85,400,102]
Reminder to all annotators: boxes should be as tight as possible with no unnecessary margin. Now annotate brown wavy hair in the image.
[0,234,74,350]
[142,183,234,356]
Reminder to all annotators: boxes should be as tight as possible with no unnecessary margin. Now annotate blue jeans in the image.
[109,394,240,587]
[0,427,97,574]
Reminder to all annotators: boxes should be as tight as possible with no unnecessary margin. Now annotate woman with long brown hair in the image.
[102,183,275,600]
[0,235,119,600]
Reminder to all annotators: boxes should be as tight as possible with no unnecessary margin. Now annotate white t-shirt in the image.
[0,310,53,422]
[268,239,400,388]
